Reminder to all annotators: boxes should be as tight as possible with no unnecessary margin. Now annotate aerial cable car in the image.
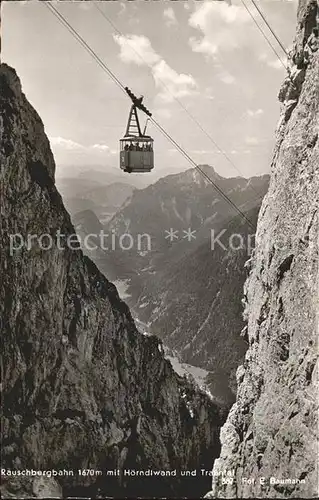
[120,87,154,173]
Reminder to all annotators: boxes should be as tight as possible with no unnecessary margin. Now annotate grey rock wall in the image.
[0,63,222,499]
[206,1,319,498]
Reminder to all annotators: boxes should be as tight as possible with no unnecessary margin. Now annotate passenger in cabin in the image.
[129,143,134,151]
[124,144,129,151]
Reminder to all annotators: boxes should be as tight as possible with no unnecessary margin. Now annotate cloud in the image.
[245,136,260,145]
[163,7,177,27]
[113,34,197,102]
[247,108,264,117]
[189,1,250,57]
[218,72,236,85]
[92,144,111,152]
[49,137,115,154]
[118,1,126,16]
[267,58,285,70]
[49,137,84,150]
[113,34,160,66]
[191,149,218,155]
[189,36,218,58]
[152,60,197,102]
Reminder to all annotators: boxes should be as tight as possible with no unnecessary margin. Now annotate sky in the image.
[2,0,298,182]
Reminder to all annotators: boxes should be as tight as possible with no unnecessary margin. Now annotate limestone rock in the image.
[207,1,319,498]
[0,63,222,499]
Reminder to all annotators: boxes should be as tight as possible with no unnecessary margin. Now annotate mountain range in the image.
[58,177,136,224]
[72,164,269,405]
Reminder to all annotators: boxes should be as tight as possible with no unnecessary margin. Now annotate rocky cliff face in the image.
[207,1,319,498]
[106,165,268,263]
[0,64,223,499]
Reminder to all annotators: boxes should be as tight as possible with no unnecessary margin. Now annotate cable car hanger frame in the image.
[120,87,154,174]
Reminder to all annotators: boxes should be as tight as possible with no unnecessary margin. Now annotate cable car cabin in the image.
[120,88,154,173]
[120,136,154,173]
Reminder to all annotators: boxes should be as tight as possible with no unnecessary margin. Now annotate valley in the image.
[64,165,269,406]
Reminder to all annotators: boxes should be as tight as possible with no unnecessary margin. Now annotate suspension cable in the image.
[151,116,258,228]
[240,0,288,73]
[44,2,127,95]
[94,1,265,200]
[44,1,257,230]
[250,0,288,56]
